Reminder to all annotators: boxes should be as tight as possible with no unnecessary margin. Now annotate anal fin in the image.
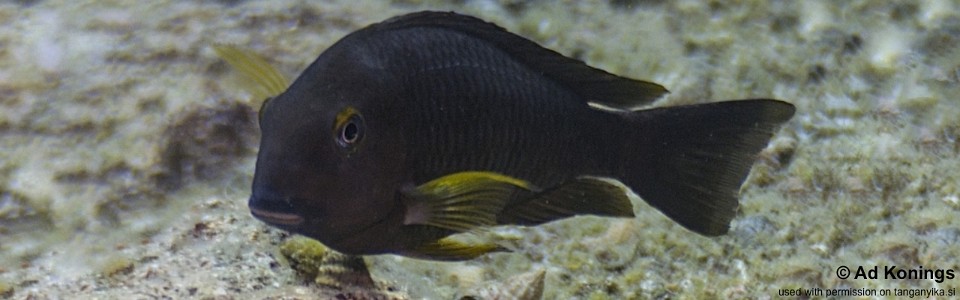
[497,177,635,226]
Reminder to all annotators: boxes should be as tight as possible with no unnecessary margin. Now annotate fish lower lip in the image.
[250,207,304,226]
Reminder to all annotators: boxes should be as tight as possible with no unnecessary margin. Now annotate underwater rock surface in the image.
[1,0,958,299]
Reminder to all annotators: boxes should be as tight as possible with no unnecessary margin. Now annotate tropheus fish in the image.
[216,11,795,261]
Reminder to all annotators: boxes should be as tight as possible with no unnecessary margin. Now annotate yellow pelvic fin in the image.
[212,44,289,102]
[405,236,509,261]
[402,171,535,232]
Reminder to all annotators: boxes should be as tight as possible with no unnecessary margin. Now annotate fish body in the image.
[238,11,795,260]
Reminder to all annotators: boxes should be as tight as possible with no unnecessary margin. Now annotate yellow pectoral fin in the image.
[402,171,535,232]
[212,44,289,101]
[404,237,509,261]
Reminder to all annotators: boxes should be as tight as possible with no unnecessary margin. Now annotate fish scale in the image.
[403,52,591,189]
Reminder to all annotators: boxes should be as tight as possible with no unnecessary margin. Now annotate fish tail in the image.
[615,100,794,236]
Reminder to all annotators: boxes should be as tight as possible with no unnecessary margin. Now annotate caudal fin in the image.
[619,100,794,236]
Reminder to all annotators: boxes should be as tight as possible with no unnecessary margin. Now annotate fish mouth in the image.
[250,206,304,226]
[248,193,305,227]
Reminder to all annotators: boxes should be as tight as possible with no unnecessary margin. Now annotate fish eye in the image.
[334,107,364,148]
[339,117,363,144]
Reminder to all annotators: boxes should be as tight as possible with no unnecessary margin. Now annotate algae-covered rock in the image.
[279,236,375,289]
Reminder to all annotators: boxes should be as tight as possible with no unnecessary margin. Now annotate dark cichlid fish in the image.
[219,11,795,261]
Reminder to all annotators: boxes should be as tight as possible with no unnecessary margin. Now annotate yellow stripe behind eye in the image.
[334,106,360,130]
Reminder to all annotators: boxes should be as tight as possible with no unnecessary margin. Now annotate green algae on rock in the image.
[279,236,413,299]
[279,236,375,289]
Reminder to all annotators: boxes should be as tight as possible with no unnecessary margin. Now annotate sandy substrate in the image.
[2,0,959,299]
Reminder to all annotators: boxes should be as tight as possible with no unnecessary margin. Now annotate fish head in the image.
[247,43,407,247]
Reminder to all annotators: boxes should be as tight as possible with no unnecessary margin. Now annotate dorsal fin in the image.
[369,11,668,110]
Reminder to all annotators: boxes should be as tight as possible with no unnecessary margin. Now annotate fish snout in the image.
[248,193,305,228]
